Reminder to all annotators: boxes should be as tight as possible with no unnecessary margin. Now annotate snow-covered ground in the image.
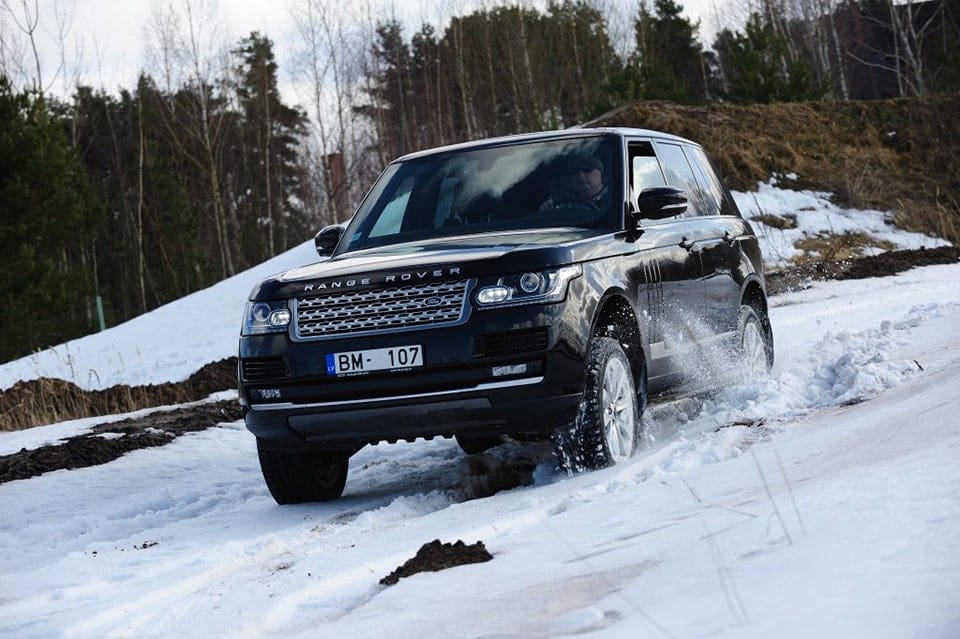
[0,184,949,392]
[1,186,958,637]
[2,259,959,636]
[0,184,960,639]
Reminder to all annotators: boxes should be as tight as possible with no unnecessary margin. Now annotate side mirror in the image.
[314,223,345,257]
[637,186,687,220]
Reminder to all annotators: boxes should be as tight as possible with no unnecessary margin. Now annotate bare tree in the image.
[888,0,939,95]
[0,2,29,83]
[144,0,236,278]
[1,0,43,90]
[844,0,942,97]
[291,0,381,225]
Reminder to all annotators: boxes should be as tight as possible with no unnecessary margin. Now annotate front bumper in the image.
[240,302,588,450]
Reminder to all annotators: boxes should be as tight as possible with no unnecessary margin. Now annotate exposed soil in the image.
[766,245,960,296]
[0,245,956,483]
[0,400,242,485]
[380,540,493,586]
[0,357,238,432]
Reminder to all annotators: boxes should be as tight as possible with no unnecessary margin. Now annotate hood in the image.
[249,228,629,300]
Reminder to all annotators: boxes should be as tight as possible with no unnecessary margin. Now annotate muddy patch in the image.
[380,539,493,585]
[767,245,959,296]
[0,400,241,484]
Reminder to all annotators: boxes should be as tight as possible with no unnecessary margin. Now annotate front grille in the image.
[241,358,288,382]
[473,327,550,358]
[295,279,471,339]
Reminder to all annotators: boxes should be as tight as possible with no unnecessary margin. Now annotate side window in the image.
[692,146,739,216]
[628,141,666,210]
[654,142,705,217]
[685,146,723,217]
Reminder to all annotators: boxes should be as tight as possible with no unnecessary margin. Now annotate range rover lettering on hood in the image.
[302,267,462,292]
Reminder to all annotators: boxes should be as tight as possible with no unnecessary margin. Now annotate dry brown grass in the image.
[794,232,897,262]
[0,358,238,432]
[753,213,798,229]
[588,96,960,246]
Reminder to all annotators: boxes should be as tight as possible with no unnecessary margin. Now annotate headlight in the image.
[475,265,582,308]
[242,301,291,335]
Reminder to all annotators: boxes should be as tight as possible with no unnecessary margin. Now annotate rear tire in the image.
[256,439,349,504]
[556,337,640,472]
[736,304,773,381]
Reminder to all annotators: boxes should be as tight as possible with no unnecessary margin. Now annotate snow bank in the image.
[733,178,949,269]
[1,272,959,638]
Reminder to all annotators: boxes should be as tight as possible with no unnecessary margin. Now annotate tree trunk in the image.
[136,95,148,313]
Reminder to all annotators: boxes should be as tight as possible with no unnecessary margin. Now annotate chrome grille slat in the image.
[295,279,471,339]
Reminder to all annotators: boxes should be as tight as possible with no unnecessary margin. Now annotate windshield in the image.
[341,135,622,252]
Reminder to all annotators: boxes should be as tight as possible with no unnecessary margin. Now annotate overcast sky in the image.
[3,0,729,104]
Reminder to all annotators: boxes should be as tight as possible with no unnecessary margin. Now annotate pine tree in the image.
[633,0,707,102]
[713,13,824,103]
[231,32,309,264]
[0,77,100,361]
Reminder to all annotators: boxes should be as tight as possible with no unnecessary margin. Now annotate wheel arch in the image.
[589,291,648,403]
[740,277,768,318]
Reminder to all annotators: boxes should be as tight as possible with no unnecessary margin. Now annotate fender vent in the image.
[241,358,288,382]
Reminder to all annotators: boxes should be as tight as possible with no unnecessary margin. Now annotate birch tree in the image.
[145,0,236,278]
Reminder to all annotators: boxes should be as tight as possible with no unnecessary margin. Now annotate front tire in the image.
[557,337,640,471]
[256,439,349,504]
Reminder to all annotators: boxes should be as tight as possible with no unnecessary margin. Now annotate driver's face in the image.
[571,165,603,199]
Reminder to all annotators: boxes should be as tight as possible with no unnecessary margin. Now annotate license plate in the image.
[325,345,423,375]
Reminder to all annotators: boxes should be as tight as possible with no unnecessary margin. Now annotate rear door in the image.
[628,140,707,387]
[683,145,745,339]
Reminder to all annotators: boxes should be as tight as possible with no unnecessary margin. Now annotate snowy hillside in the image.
[0,186,958,638]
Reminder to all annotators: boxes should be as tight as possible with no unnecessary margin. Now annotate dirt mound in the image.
[380,539,493,586]
[0,400,241,484]
[766,246,960,295]
[588,96,960,246]
[0,357,238,432]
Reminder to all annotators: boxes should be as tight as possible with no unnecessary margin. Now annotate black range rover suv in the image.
[240,128,774,503]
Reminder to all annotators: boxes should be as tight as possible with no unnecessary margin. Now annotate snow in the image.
[1,190,960,637]
[0,241,318,391]
[733,178,950,269]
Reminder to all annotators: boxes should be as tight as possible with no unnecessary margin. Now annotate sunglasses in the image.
[570,164,599,175]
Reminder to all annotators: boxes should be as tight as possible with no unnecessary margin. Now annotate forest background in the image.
[1,0,958,362]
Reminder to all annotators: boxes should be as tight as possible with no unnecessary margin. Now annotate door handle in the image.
[679,236,693,251]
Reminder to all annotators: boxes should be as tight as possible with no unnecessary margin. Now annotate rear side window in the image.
[685,146,725,217]
[654,142,708,217]
[690,146,739,216]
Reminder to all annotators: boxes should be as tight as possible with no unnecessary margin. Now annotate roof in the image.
[394,127,697,163]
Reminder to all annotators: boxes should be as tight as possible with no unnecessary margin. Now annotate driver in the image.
[539,155,611,214]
